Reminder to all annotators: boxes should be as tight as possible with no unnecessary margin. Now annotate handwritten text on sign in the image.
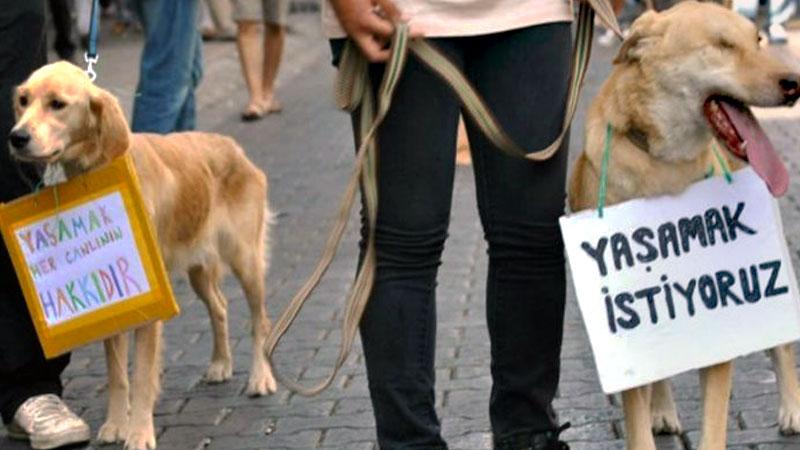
[16,191,151,326]
[560,168,800,393]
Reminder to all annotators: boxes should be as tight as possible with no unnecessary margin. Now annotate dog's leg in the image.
[650,379,682,434]
[98,334,130,443]
[126,321,162,450]
[622,385,657,450]
[697,361,733,450]
[189,264,233,383]
[770,344,800,434]
[231,252,276,396]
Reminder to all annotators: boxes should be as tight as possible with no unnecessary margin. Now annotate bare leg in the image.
[770,344,800,434]
[236,20,265,115]
[261,22,285,112]
[189,264,233,382]
[622,385,657,450]
[205,0,236,37]
[651,379,682,434]
[697,362,734,450]
[98,334,130,443]
[126,322,163,450]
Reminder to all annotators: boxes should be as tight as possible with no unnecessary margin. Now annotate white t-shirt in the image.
[322,0,574,38]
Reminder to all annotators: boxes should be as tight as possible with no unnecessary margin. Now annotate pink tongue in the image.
[719,101,788,197]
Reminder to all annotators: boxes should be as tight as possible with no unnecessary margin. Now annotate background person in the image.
[233,0,288,121]
[0,2,90,448]
[130,0,203,133]
[598,0,626,45]
[201,0,238,40]
[47,0,78,60]
[325,0,574,448]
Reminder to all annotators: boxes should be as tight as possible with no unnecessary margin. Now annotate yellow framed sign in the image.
[0,154,178,358]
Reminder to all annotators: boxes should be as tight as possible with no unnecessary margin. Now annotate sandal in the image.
[241,103,265,122]
[262,96,283,114]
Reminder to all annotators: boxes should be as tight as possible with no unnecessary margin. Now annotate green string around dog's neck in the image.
[710,140,733,183]
[597,123,613,218]
[596,127,734,219]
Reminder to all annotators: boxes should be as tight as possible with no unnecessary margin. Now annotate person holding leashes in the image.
[323,0,580,448]
[0,2,90,449]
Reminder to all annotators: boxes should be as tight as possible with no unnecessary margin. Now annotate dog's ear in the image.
[90,87,130,160]
[614,11,664,64]
[12,87,22,119]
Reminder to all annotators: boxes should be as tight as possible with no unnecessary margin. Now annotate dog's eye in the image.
[49,99,67,111]
[718,39,736,50]
[18,95,28,108]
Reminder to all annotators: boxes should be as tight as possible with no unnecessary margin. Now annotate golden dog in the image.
[9,61,277,450]
[569,2,800,449]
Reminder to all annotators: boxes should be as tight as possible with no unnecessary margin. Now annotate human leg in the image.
[335,38,464,449]
[48,0,77,60]
[235,19,266,118]
[0,357,70,425]
[205,0,237,37]
[462,22,572,449]
[174,33,203,132]
[262,22,285,112]
[131,0,203,133]
[261,0,288,111]
[75,0,92,46]
[0,2,52,404]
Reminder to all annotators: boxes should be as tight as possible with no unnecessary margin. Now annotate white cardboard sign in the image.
[560,168,800,393]
[15,191,151,326]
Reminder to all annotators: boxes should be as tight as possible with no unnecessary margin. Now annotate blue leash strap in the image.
[84,0,101,81]
[597,123,613,218]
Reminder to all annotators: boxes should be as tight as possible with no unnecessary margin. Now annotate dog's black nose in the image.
[8,129,30,150]
[779,74,800,104]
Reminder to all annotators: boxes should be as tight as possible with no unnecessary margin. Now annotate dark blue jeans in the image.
[335,21,572,450]
[131,0,203,133]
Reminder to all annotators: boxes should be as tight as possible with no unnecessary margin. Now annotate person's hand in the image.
[329,0,407,62]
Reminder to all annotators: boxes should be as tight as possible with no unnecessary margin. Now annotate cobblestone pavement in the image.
[3,10,800,450]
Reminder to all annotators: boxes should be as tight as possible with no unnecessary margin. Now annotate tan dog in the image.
[9,61,278,450]
[569,2,800,449]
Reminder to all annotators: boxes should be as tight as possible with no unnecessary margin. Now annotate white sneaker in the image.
[598,28,617,47]
[6,394,90,449]
[769,23,789,44]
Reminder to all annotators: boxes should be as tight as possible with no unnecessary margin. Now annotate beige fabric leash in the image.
[264,2,621,396]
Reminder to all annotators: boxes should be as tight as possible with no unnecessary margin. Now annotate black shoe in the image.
[495,423,571,450]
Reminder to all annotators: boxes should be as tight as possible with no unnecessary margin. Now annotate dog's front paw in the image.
[245,362,277,397]
[124,423,156,450]
[651,408,682,435]
[97,419,128,444]
[779,399,800,435]
[204,359,233,384]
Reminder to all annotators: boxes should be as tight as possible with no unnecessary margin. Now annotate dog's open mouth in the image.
[703,96,788,196]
